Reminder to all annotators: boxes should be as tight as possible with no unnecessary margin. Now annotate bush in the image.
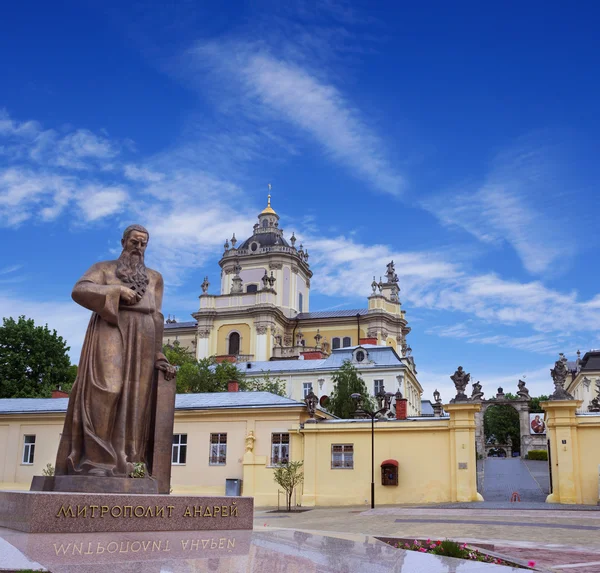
[527,450,548,461]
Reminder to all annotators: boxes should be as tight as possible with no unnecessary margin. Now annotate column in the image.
[254,324,269,361]
[445,402,483,502]
[542,400,583,504]
[300,428,318,507]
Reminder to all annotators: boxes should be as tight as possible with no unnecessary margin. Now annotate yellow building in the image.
[0,392,482,506]
[164,197,422,410]
[563,351,600,412]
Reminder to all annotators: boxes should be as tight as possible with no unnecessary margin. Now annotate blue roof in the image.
[164,321,197,329]
[0,392,304,415]
[245,345,404,374]
[296,309,369,320]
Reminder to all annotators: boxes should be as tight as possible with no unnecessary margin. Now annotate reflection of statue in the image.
[530,415,546,434]
[56,225,176,478]
[470,381,484,401]
[550,354,573,400]
[450,366,470,402]
[517,379,531,400]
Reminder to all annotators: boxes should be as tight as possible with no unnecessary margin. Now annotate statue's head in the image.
[121,224,149,259]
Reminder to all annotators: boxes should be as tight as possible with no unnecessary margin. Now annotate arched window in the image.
[298,293,303,312]
[246,284,258,293]
[262,219,269,228]
[228,332,240,356]
[332,337,341,350]
[342,336,352,348]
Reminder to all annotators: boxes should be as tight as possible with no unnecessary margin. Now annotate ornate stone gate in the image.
[473,385,547,458]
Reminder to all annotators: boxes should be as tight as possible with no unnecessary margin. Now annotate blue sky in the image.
[1,0,599,401]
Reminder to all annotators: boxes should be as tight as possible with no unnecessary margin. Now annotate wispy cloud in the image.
[184,40,404,196]
[423,135,574,274]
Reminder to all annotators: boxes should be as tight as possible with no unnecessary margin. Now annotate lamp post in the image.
[351,389,393,509]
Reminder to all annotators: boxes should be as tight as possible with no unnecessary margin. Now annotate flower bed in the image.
[379,538,537,569]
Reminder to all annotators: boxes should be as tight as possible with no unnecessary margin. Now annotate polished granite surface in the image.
[0,526,525,572]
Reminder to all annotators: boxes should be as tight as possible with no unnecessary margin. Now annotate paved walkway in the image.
[483,458,548,502]
[255,505,600,571]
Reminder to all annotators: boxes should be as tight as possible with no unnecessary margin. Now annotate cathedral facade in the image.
[164,197,422,412]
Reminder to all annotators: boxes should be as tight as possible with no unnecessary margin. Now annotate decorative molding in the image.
[197,328,212,339]
[291,266,299,274]
[255,324,268,335]
[305,279,311,288]
[224,268,235,275]
[269,263,283,270]
[367,328,378,338]
[380,329,388,339]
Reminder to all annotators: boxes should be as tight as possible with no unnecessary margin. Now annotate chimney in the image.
[359,337,378,346]
[300,351,326,360]
[52,386,69,399]
[395,397,408,420]
[228,381,239,393]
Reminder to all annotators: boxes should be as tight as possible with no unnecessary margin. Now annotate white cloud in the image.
[423,137,573,274]
[124,165,165,183]
[76,186,128,221]
[186,41,404,196]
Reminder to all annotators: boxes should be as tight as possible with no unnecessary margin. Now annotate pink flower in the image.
[528,561,536,567]
[419,548,427,552]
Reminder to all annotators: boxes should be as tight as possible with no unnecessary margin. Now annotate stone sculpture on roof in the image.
[550,353,574,400]
[450,366,470,402]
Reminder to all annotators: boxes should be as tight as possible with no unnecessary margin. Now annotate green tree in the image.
[163,341,196,367]
[174,356,246,394]
[273,461,304,511]
[483,404,520,452]
[528,395,549,413]
[246,371,287,397]
[0,316,73,398]
[327,361,374,419]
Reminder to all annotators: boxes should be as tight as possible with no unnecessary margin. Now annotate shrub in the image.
[42,463,55,477]
[527,450,548,461]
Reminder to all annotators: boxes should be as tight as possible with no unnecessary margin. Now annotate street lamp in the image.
[351,389,393,509]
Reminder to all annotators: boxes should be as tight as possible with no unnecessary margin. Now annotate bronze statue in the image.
[55,225,176,478]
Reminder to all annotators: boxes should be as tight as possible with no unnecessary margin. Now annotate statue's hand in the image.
[155,359,176,381]
[120,286,138,305]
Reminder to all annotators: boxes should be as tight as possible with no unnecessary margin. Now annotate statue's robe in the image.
[55,261,165,477]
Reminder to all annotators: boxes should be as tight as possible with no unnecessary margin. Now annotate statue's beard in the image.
[116,250,149,300]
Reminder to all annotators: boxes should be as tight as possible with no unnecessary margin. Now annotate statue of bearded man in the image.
[55,225,176,478]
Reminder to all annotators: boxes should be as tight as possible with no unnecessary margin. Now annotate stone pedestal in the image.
[30,475,159,494]
[0,491,253,533]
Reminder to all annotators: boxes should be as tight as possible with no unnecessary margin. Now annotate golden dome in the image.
[260,194,277,216]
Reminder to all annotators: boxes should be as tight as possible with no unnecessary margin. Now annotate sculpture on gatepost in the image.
[470,381,484,401]
[517,379,531,400]
[550,353,574,400]
[450,366,470,402]
[432,389,443,417]
[53,225,176,490]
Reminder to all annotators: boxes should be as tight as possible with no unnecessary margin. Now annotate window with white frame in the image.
[374,379,384,396]
[22,435,35,465]
[303,382,313,398]
[172,434,187,465]
[271,433,290,465]
[209,433,227,465]
[332,337,341,350]
[342,336,352,347]
[331,444,354,469]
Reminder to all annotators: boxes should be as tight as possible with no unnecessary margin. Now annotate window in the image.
[209,433,227,465]
[172,434,187,465]
[228,332,240,355]
[246,284,258,293]
[22,435,35,465]
[298,292,303,312]
[355,350,365,363]
[271,433,290,465]
[331,444,354,469]
[303,382,313,398]
[342,337,352,347]
[374,380,384,395]
[262,219,269,228]
[332,337,341,350]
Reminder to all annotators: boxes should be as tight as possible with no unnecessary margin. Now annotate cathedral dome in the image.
[239,232,290,250]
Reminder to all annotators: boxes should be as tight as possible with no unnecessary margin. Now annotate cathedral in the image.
[164,197,422,412]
